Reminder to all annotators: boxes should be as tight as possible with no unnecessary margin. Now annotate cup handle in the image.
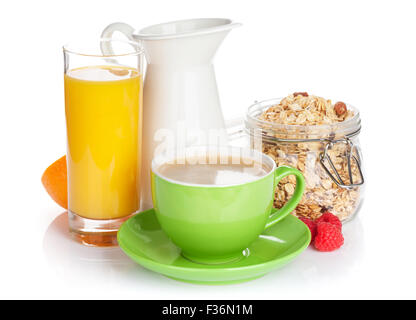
[100,22,136,55]
[265,166,305,229]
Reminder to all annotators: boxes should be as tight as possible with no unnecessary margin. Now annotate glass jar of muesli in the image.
[245,95,365,222]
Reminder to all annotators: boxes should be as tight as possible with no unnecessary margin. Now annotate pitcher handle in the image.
[100,22,136,55]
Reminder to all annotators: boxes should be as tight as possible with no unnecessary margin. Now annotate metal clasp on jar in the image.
[319,137,364,189]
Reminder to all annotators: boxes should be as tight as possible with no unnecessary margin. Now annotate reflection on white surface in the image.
[42,212,149,285]
[272,217,365,283]
[42,212,365,291]
[43,212,128,263]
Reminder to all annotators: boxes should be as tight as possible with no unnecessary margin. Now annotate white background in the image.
[1,0,415,299]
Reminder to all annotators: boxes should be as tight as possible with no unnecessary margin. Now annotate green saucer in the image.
[117,209,311,285]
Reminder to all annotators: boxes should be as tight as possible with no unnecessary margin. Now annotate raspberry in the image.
[316,212,342,231]
[314,222,344,252]
[298,217,317,243]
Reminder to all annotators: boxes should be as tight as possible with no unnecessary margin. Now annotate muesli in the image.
[258,93,362,221]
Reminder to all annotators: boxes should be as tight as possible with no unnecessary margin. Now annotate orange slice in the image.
[41,156,68,209]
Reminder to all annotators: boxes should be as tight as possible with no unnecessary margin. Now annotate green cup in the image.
[151,146,305,264]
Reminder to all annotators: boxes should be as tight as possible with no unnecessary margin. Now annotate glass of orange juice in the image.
[63,38,143,246]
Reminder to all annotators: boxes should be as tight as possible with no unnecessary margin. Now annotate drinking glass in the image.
[63,38,143,246]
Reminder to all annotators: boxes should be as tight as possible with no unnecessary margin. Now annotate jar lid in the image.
[245,98,361,142]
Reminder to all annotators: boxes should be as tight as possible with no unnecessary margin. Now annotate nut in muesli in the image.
[334,101,347,116]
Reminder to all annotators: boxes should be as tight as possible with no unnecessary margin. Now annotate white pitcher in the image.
[102,18,241,209]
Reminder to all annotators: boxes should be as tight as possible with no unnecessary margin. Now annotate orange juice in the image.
[64,66,142,219]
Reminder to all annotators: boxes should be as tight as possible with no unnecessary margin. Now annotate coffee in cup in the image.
[157,155,269,186]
